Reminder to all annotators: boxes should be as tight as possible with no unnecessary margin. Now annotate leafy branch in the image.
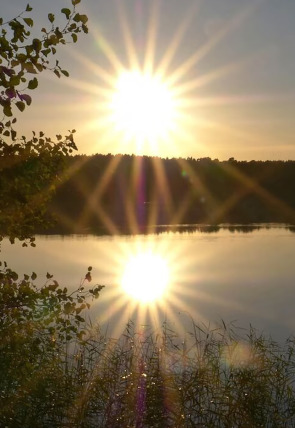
[0,262,104,343]
[0,0,88,119]
[0,1,89,245]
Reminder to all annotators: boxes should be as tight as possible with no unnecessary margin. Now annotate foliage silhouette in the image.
[44,154,295,235]
[0,262,104,427]
[0,0,87,119]
[1,313,295,427]
[1,3,295,426]
[0,0,88,245]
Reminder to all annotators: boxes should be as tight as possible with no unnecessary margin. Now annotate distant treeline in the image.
[48,154,295,234]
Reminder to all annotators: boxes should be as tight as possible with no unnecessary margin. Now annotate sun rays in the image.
[44,0,295,335]
[43,0,282,162]
[87,233,216,340]
[61,0,269,158]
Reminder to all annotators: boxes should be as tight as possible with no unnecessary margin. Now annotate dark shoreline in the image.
[34,222,295,237]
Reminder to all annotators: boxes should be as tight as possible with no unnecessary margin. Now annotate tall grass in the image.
[2,317,295,427]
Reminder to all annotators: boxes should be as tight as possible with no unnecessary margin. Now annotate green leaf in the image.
[79,15,88,24]
[31,272,37,280]
[54,69,60,78]
[10,76,21,87]
[72,0,81,5]
[41,48,51,57]
[3,104,12,117]
[28,77,38,90]
[32,38,42,52]
[48,13,55,23]
[11,59,19,68]
[24,63,37,74]
[82,24,88,34]
[23,17,33,27]
[26,4,33,12]
[61,69,69,77]
[71,33,78,43]
[17,53,27,62]
[73,13,81,23]
[16,101,25,112]
[35,63,43,72]
[48,283,58,291]
[64,302,74,314]
[61,8,71,19]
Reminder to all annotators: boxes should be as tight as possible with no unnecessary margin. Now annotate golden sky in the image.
[4,0,295,160]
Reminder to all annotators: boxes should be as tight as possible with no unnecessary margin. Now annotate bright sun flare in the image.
[109,70,176,144]
[121,252,169,303]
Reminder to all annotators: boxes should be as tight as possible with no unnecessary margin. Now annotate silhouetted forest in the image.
[47,154,295,234]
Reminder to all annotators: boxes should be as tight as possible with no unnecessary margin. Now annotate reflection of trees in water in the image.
[227,225,261,234]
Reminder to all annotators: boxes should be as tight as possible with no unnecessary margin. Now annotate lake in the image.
[2,224,295,342]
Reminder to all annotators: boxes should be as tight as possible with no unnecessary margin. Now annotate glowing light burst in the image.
[45,1,286,336]
[109,70,176,149]
[78,1,204,157]
[121,251,169,303]
[91,235,217,340]
[56,0,272,159]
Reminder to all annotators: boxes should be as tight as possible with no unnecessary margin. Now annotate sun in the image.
[109,70,176,147]
[61,0,265,159]
[121,251,169,303]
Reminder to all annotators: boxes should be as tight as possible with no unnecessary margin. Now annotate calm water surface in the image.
[2,225,295,341]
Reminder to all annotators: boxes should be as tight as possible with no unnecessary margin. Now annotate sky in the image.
[2,0,295,160]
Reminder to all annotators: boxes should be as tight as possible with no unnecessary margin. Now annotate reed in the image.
[1,265,295,427]
[1,317,295,427]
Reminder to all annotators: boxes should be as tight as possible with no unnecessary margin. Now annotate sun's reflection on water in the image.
[121,251,169,303]
[90,233,210,339]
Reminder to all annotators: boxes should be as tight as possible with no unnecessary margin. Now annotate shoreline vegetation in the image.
[1,265,295,428]
[33,223,295,238]
[1,1,295,424]
[1,257,295,426]
[2,151,295,425]
[49,154,295,235]
[2,152,295,239]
